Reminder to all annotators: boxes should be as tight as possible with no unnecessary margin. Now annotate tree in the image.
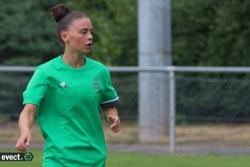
[68,0,137,66]
[0,0,64,65]
[172,0,250,66]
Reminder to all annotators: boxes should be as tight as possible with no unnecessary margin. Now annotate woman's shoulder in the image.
[86,57,109,71]
[35,56,60,73]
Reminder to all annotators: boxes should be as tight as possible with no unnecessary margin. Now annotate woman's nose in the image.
[88,32,93,40]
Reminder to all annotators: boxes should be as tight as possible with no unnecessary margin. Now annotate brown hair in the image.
[50,4,89,44]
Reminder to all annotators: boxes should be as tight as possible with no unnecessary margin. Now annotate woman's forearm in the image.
[18,104,36,133]
[16,104,37,151]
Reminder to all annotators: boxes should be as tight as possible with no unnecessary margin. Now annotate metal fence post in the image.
[169,69,176,153]
[138,0,172,143]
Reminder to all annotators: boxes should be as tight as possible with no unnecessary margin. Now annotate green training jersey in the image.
[23,55,119,167]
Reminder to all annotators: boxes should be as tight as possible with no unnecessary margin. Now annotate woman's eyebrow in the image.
[80,28,93,31]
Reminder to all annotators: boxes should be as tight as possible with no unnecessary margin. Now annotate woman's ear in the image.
[60,31,69,44]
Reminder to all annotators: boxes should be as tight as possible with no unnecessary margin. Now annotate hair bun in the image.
[50,4,71,23]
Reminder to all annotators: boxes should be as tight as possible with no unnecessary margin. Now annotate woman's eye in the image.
[81,31,87,35]
[79,30,94,36]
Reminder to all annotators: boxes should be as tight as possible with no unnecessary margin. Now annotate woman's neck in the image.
[62,49,85,68]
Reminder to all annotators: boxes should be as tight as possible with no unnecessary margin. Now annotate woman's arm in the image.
[15,104,37,151]
[104,107,120,133]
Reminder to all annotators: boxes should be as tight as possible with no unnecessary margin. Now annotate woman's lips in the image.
[85,43,92,49]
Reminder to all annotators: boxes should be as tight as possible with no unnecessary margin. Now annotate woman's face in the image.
[61,17,93,54]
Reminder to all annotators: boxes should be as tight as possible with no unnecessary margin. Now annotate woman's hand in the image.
[107,115,120,133]
[104,107,120,133]
[15,130,31,151]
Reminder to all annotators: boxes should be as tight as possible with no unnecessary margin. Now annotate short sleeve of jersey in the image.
[23,67,47,106]
[101,67,119,108]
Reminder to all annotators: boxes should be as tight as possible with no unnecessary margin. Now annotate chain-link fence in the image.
[1,66,250,153]
[176,74,250,123]
[175,72,250,150]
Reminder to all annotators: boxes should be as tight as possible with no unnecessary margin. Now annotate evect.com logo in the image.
[0,152,33,161]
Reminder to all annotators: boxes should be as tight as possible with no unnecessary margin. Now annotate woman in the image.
[15,3,120,167]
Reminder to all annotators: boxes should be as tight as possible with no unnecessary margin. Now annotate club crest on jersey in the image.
[93,77,100,91]
[60,81,68,88]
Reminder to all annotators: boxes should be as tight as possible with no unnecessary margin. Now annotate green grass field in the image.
[0,149,250,167]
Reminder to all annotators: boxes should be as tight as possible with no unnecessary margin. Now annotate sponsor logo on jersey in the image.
[60,81,68,88]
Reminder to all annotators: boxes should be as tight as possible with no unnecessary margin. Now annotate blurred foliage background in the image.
[0,0,250,66]
[0,0,137,66]
[172,0,250,66]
